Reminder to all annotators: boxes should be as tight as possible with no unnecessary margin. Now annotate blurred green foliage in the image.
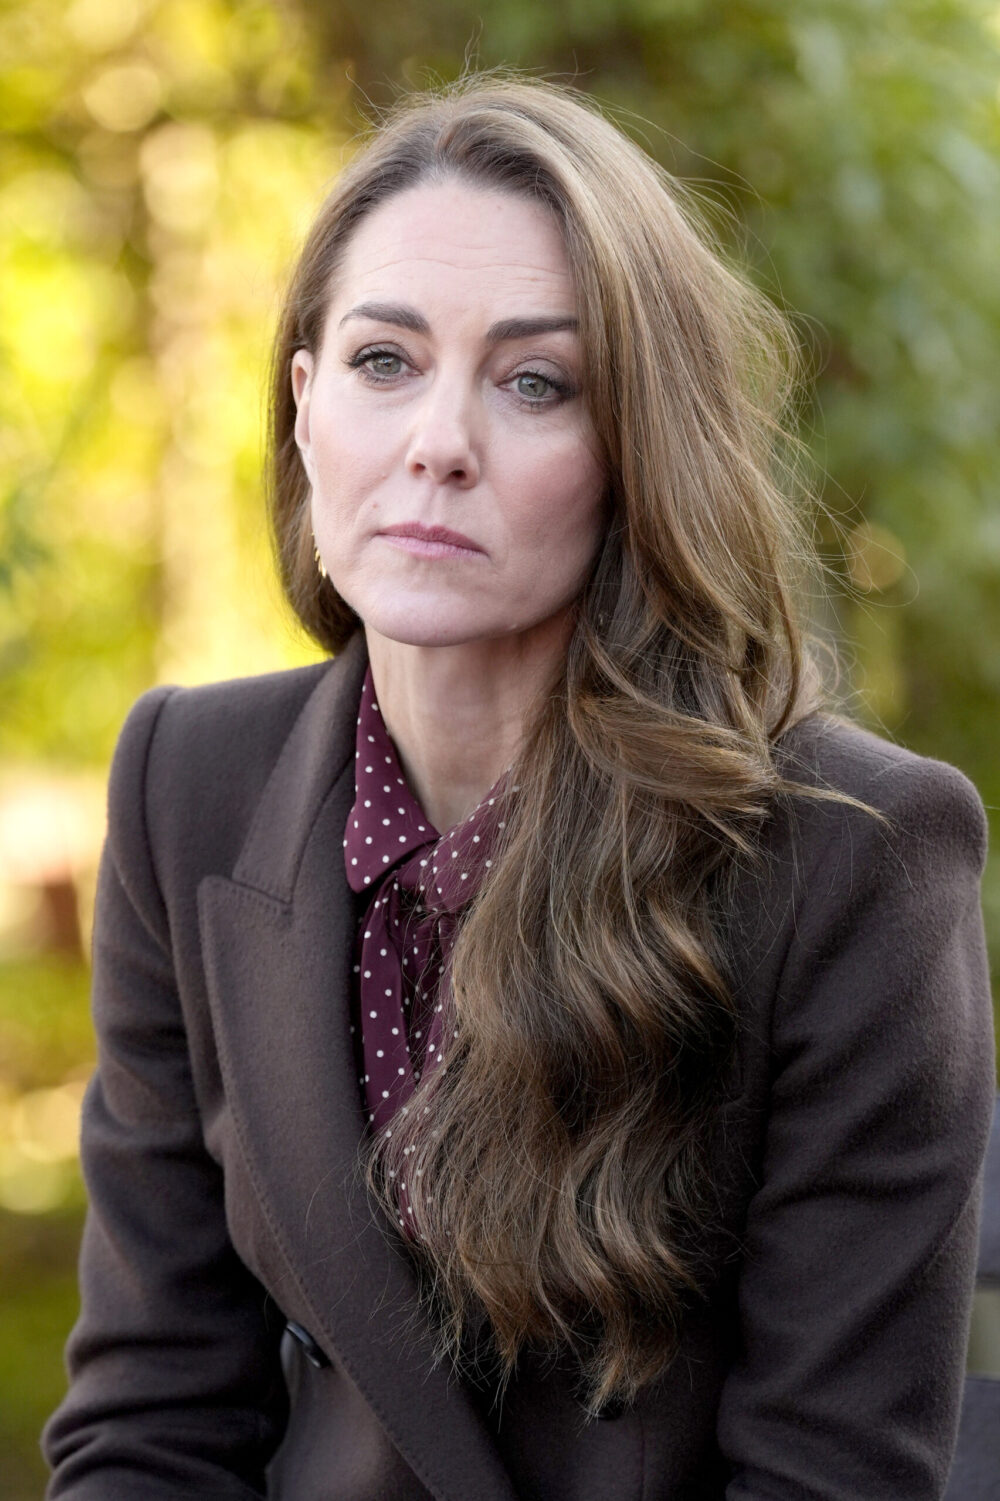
[0,1208,83,1499]
[1,0,998,1494]
[0,958,94,1092]
[2,0,998,859]
[0,960,90,1496]
[0,0,335,770]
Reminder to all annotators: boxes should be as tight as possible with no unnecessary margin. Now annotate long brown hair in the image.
[268,72,834,1411]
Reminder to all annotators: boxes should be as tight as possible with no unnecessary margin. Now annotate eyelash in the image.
[345,345,573,405]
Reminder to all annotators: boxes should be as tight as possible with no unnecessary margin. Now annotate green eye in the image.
[368,352,403,377]
[516,372,552,400]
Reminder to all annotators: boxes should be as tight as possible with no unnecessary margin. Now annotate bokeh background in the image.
[2,0,998,1492]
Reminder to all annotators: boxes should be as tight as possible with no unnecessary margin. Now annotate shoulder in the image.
[103,642,366,917]
[723,713,990,1014]
[769,710,988,876]
[108,659,332,821]
[720,718,994,1162]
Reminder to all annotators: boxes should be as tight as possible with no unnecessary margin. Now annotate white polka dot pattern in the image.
[344,668,507,1155]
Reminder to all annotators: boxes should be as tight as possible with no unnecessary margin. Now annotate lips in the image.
[378,522,485,555]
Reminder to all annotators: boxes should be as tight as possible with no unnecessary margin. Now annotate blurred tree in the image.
[0,0,335,769]
[1,0,998,935]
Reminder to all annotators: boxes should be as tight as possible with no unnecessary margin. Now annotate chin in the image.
[358,601,505,650]
[347,581,581,652]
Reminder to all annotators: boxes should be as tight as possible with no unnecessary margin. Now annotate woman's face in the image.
[291,178,608,650]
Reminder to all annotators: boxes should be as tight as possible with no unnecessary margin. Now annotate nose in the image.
[404,379,481,488]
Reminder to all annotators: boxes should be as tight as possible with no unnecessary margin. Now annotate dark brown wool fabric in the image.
[41,640,996,1501]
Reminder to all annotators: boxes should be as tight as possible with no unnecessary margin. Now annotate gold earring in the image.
[313,542,328,580]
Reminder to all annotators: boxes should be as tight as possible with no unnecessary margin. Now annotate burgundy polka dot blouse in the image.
[344,668,506,1144]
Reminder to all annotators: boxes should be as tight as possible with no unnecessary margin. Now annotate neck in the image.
[364,613,572,832]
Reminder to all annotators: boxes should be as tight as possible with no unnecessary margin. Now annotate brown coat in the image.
[44,633,996,1500]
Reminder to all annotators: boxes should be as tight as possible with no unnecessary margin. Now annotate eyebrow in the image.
[338,301,578,343]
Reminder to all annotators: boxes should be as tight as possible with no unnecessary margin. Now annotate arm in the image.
[717,753,995,1500]
[43,689,288,1499]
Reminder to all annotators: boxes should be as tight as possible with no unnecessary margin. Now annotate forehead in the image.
[330,179,577,318]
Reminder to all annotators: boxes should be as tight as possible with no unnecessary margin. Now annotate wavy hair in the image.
[267,73,834,1411]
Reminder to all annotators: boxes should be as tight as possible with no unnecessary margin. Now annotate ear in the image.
[290,350,316,485]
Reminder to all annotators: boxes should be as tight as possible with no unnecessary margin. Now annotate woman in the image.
[44,75,994,1500]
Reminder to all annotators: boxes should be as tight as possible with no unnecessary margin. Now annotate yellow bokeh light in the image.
[140,122,219,234]
[11,1081,87,1163]
[0,1152,77,1215]
[109,356,167,428]
[66,0,147,53]
[0,1081,88,1214]
[83,60,163,133]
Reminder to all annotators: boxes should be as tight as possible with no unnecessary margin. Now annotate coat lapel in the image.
[197,635,516,1501]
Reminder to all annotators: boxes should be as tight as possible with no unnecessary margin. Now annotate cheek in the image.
[509,444,606,557]
[311,419,386,513]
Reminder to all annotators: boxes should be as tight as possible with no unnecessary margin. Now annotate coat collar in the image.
[231,630,367,901]
[197,633,516,1501]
